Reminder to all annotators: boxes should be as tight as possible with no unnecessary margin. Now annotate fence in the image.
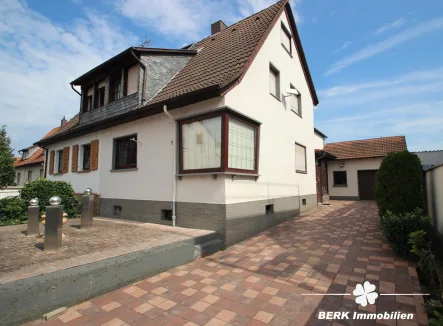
[425,164,443,234]
[0,188,20,199]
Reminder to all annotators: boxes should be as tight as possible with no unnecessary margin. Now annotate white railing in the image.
[0,189,20,199]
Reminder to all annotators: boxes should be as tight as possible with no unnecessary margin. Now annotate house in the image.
[36,0,319,247]
[414,150,443,170]
[14,125,60,186]
[316,136,407,201]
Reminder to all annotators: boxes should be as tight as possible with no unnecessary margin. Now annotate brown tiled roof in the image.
[150,1,286,104]
[15,126,63,167]
[323,136,407,160]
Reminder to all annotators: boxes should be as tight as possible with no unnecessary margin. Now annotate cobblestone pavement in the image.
[25,201,428,326]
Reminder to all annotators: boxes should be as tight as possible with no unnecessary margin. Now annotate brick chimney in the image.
[211,20,227,35]
[61,116,67,127]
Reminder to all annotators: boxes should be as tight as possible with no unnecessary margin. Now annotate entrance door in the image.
[358,170,377,200]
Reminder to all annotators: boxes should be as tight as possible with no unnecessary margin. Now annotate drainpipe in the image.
[70,84,81,96]
[130,49,147,105]
[163,105,177,227]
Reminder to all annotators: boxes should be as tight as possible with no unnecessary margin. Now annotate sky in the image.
[1,0,442,154]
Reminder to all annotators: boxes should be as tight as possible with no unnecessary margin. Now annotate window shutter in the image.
[49,150,55,175]
[90,139,99,170]
[123,67,128,97]
[62,147,70,173]
[72,145,79,172]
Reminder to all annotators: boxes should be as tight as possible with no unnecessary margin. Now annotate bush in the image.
[20,178,80,218]
[0,196,27,226]
[380,208,431,258]
[375,151,424,217]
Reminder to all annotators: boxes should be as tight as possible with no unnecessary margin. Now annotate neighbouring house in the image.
[14,125,61,186]
[414,150,443,170]
[316,136,407,201]
[36,0,319,246]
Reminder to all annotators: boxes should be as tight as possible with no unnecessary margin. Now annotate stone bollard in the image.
[44,196,63,252]
[27,198,40,236]
[81,188,94,229]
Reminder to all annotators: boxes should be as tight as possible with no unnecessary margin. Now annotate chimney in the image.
[211,20,227,35]
[61,116,67,127]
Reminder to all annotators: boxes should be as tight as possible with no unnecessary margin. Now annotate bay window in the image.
[179,108,260,174]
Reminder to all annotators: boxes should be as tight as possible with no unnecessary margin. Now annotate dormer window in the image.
[94,86,105,108]
[110,71,123,102]
[22,151,29,160]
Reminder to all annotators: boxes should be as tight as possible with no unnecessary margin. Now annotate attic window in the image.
[281,23,292,55]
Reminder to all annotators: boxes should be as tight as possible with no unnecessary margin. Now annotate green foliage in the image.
[0,196,27,226]
[380,208,431,258]
[0,125,15,189]
[429,310,443,326]
[409,230,428,256]
[375,150,424,217]
[20,178,80,218]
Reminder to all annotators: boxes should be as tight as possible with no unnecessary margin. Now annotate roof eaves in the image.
[314,128,327,139]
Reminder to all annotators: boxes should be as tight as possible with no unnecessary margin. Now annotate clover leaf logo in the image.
[353,281,378,307]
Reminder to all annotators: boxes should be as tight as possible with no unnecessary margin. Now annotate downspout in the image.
[163,105,177,227]
[130,49,146,105]
[70,84,81,96]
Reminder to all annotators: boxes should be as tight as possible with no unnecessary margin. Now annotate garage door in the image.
[358,170,377,200]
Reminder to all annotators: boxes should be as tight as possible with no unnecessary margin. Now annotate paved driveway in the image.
[26,201,428,326]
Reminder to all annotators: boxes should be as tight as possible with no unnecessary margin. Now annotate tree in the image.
[375,150,424,217]
[0,125,16,189]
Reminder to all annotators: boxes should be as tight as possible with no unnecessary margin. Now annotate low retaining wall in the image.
[0,234,221,326]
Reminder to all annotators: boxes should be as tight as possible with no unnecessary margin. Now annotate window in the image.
[27,171,32,182]
[265,204,274,215]
[94,86,105,108]
[57,150,63,173]
[289,84,302,116]
[281,23,292,54]
[113,206,122,215]
[114,135,137,170]
[179,108,260,174]
[110,71,123,102]
[17,173,21,184]
[333,171,347,186]
[23,151,28,160]
[40,169,44,177]
[228,118,256,170]
[82,144,91,170]
[162,209,173,221]
[269,64,280,100]
[295,143,307,173]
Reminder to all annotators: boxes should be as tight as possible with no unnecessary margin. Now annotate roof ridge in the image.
[326,135,405,146]
[192,0,286,47]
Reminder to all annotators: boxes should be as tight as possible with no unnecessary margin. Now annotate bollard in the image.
[27,198,40,236]
[81,188,94,228]
[44,196,63,251]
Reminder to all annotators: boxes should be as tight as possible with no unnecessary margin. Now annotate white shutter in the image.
[295,144,306,172]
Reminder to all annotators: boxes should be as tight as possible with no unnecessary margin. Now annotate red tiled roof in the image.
[323,136,407,160]
[15,126,62,167]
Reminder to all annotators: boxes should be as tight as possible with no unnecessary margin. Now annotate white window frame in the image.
[281,22,292,55]
[269,63,280,100]
[289,84,302,117]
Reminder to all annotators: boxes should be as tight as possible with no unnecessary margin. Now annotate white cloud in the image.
[117,0,302,44]
[374,18,407,36]
[325,17,443,75]
[0,0,138,152]
[332,41,352,54]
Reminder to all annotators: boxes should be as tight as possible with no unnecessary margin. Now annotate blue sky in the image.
[1,0,443,153]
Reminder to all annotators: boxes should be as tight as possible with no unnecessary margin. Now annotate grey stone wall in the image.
[225,196,300,247]
[142,54,193,102]
[99,194,316,248]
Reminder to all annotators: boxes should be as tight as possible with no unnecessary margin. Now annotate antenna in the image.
[139,37,151,48]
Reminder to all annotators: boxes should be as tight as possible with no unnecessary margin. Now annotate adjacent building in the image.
[36,0,320,246]
[316,136,407,201]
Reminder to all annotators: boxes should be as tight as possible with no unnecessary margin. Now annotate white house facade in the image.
[37,0,319,246]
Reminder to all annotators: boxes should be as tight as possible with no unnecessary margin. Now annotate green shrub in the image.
[375,151,424,217]
[0,196,27,226]
[20,178,80,218]
[380,208,431,258]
